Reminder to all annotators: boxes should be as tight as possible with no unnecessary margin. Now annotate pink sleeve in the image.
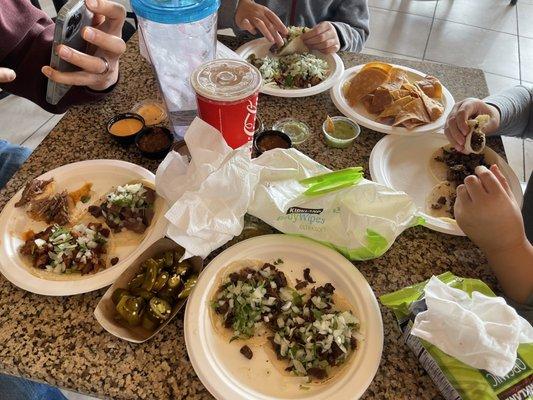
[0,0,111,114]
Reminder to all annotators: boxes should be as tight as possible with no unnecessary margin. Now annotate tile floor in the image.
[0,0,530,183]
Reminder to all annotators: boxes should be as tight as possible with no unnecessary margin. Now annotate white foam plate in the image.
[185,234,383,400]
[330,64,454,136]
[236,38,344,98]
[0,160,168,296]
[369,133,524,235]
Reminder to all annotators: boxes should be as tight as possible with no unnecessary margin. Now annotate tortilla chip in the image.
[378,96,414,119]
[371,87,393,114]
[390,89,411,100]
[361,62,393,75]
[388,67,409,85]
[412,83,444,121]
[392,98,431,128]
[346,67,389,106]
[417,75,443,99]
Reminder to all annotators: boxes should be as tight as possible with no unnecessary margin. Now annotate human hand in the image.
[0,68,16,83]
[444,98,500,153]
[454,164,526,254]
[41,0,126,91]
[235,0,287,47]
[301,22,340,54]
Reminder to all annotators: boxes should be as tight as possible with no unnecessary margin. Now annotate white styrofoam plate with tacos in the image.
[236,38,344,98]
[369,133,523,235]
[184,234,383,400]
[0,160,168,296]
[330,63,454,136]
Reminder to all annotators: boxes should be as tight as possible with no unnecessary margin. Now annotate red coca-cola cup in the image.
[191,59,262,149]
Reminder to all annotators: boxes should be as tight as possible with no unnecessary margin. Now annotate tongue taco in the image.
[275,26,309,56]
[464,114,489,154]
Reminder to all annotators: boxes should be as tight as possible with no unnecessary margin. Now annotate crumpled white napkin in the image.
[411,276,533,376]
[155,118,261,259]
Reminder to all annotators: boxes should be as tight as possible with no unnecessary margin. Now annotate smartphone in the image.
[46,0,93,105]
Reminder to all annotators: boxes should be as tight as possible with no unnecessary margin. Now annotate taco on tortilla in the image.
[275,26,309,56]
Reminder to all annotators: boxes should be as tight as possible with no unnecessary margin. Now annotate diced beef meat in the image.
[240,345,253,360]
[303,268,315,283]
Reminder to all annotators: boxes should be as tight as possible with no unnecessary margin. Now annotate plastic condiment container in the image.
[272,118,311,145]
[253,130,292,155]
[106,112,146,144]
[191,59,262,149]
[131,100,167,126]
[322,116,360,149]
[131,0,220,138]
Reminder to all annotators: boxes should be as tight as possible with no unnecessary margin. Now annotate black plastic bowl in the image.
[253,130,292,156]
[106,112,145,144]
[135,126,174,159]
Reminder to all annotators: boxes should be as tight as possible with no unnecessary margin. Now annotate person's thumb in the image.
[0,67,16,83]
[237,18,257,34]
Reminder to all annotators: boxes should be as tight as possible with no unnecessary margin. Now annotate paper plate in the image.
[235,38,344,98]
[369,133,524,235]
[184,234,383,400]
[330,64,454,136]
[0,160,168,296]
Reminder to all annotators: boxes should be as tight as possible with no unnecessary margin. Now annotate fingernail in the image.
[86,0,97,8]
[41,66,51,77]
[58,46,71,59]
[84,27,95,40]
[7,70,16,81]
[475,165,488,174]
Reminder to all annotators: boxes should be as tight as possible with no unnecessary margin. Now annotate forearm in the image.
[485,239,533,304]
[485,85,533,140]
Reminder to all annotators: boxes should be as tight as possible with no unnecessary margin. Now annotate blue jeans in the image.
[0,374,67,400]
[0,140,31,189]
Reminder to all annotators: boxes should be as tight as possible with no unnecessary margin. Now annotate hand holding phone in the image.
[45,0,127,105]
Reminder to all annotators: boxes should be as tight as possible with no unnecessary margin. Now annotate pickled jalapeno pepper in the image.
[163,251,173,267]
[111,288,129,305]
[152,271,169,292]
[178,275,198,299]
[116,295,145,326]
[148,297,172,321]
[141,259,159,291]
[114,246,195,333]
[128,274,144,290]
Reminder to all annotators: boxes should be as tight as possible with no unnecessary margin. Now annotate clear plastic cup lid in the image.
[272,118,311,145]
[191,59,262,102]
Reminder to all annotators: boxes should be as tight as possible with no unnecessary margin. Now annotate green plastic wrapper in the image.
[380,272,533,400]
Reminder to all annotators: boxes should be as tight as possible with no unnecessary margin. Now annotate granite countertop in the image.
[0,34,502,400]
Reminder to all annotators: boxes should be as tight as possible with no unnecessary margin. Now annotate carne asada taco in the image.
[275,26,309,56]
[19,222,115,281]
[87,180,158,236]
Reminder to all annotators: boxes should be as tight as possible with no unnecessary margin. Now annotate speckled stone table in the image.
[0,34,503,400]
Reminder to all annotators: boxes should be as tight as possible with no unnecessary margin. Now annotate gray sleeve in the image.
[484,84,533,140]
[330,0,369,52]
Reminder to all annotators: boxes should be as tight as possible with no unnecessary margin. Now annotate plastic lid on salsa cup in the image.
[191,59,262,103]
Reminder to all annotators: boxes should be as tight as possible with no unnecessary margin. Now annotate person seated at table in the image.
[444,85,533,322]
[218,0,369,53]
[0,0,127,191]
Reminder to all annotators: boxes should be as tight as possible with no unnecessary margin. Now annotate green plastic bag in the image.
[380,272,533,400]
